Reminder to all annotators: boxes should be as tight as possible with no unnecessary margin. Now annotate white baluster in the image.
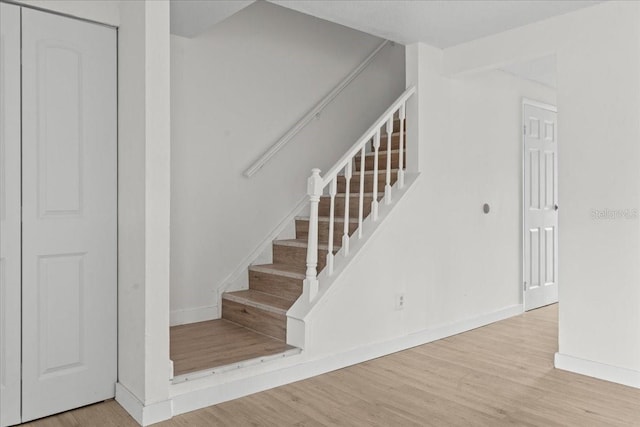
[384,116,393,204]
[398,103,405,189]
[304,168,323,302]
[358,146,366,239]
[342,162,352,256]
[371,131,380,221]
[327,177,337,275]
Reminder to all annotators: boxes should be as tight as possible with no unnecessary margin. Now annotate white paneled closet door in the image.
[0,3,23,426]
[20,8,117,422]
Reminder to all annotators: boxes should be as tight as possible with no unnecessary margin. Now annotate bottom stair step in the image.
[170,318,299,378]
[222,290,292,341]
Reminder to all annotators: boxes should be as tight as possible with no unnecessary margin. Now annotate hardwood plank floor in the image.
[24,304,640,426]
[170,319,294,376]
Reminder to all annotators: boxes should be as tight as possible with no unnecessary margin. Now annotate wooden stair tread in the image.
[333,193,376,197]
[273,238,341,251]
[328,193,382,200]
[380,131,405,137]
[249,263,306,279]
[295,216,358,223]
[222,289,293,315]
[358,149,402,158]
[338,169,399,177]
[170,319,298,377]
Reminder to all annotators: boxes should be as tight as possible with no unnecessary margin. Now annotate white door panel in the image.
[21,9,117,422]
[0,4,22,426]
[523,101,558,311]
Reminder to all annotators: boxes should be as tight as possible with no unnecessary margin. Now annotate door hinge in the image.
[523,125,527,135]
[523,281,527,290]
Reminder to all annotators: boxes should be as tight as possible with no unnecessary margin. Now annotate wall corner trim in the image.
[115,383,173,426]
[554,353,640,389]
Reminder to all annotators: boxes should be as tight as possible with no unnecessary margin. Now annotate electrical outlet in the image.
[395,293,405,310]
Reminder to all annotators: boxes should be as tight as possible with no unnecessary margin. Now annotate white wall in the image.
[556,6,640,372]
[169,54,556,413]
[170,1,405,323]
[442,0,640,385]
[303,44,555,356]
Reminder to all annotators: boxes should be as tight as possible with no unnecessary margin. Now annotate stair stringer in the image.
[286,173,420,349]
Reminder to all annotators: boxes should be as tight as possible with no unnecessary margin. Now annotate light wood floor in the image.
[170,319,294,376]
[24,304,640,426]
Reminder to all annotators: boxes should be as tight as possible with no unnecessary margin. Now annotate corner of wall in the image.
[555,353,640,390]
[118,0,172,411]
[115,383,173,426]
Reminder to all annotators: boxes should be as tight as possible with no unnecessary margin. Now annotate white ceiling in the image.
[170,1,601,44]
[273,1,601,48]
[170,1,576,89]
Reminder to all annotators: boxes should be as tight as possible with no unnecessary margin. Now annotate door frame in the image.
[522,98,558,310]
[0,3,23,426]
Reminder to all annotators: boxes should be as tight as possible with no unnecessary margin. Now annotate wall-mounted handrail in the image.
[302,85,416,302]
[243,40,390,178]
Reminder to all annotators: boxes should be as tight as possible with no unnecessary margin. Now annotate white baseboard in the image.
[170,305,218,326]
[170,303,522,417]
[115,383,173,426]
[554,352,640,389]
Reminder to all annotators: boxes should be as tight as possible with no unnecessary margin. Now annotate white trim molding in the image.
[115,383,173,426]
[554,353,640,389]
[523,97,557,113]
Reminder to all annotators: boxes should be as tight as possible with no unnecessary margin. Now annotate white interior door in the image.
[0,3,22,426]
[21,8,117,422]
[523,100,558,311]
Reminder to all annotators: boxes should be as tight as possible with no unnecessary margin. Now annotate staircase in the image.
[167,87,416,381]
[220,115,408,344]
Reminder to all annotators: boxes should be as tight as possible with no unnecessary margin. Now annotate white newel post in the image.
[304,168,323,302]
